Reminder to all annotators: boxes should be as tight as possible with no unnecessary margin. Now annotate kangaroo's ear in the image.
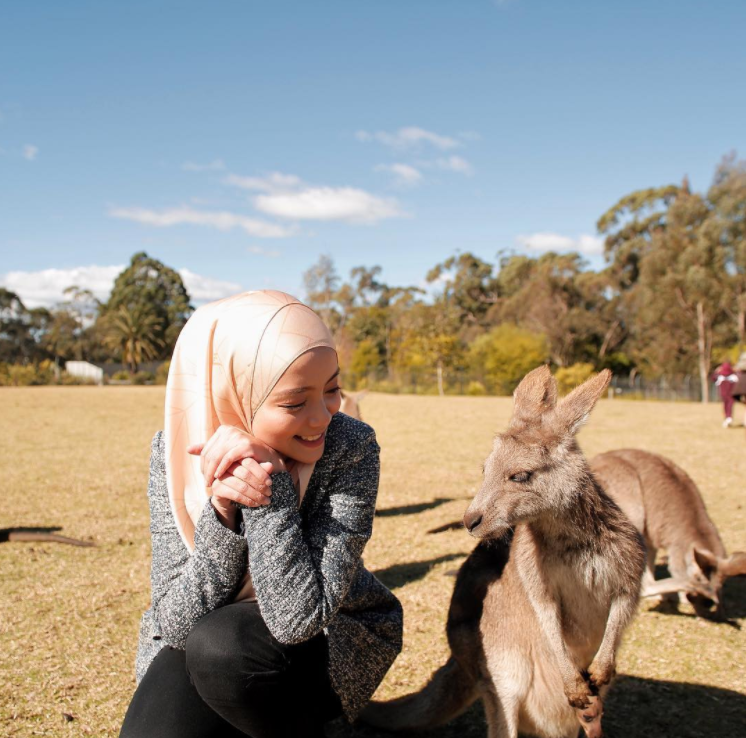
[356,389,369,401]
[690,546,718,579]
[720,551,746,578]
[552,369,612,435]
[511,365,557,425]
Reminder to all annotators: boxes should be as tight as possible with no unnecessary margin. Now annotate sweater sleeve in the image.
[147,431,249,648]
[241,428,380,645]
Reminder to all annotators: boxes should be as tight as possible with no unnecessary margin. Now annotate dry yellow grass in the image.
[0,388,744,737]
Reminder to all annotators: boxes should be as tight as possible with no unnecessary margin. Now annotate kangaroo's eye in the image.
[509,471,532,483]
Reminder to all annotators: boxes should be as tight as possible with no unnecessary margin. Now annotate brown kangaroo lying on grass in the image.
[590,449,746,620]
[0,527,94,547]
[363,366,645,738]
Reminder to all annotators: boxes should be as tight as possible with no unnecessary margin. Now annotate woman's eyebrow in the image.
[274,369,340,399]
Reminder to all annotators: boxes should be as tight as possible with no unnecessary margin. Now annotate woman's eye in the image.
[327,386,341,395]
[280,402,305,411]
[509,471,532,483]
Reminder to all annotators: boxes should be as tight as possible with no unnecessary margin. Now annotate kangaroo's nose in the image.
[463,510,483,534]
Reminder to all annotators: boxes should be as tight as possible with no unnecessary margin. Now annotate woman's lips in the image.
[294,432,326,448]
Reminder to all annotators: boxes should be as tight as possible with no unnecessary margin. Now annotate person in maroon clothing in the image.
[711,360,738,427]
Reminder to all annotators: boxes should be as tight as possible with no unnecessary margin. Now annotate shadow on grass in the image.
[375,498,456,518]
[372,554,465,591]
[0,526,94,547]
[327,676,746,738]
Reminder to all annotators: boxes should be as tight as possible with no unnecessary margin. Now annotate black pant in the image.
[120,602,342,738]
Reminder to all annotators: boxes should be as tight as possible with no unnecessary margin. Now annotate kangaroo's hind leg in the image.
[480,686,519,738]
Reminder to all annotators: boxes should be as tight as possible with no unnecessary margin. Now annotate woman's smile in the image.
[295,431,326,448]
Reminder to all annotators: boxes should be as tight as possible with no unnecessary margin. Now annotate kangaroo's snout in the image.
[463,509,483,535]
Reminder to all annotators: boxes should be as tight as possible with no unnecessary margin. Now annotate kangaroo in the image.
[363,366,645,738]
[340,389,367,421]
[590,449,746,620]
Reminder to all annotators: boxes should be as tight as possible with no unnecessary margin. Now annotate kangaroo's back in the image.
[592,449,725,559]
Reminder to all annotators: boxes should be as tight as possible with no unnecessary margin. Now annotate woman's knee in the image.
[185,604,289,698]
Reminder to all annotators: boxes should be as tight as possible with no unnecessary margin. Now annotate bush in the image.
[0,361,57,386]
[350,340,381,377]
[111,370,132,382]
[466,380,487,396]
[555,363,596,395]
[58,372,96,386]
[132,371,155,385]
[155,360,170,385]
[467,325,549,395]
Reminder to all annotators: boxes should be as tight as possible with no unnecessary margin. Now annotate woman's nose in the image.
[308,401,332,428]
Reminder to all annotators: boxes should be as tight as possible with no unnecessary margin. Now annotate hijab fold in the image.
[164,291,336,601]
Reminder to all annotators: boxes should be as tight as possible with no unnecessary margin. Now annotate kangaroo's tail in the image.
[360,657,478,731]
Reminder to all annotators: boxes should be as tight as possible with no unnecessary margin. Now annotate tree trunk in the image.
[696,301,709,404]
[599,320,621,359]
[437,362,444,397]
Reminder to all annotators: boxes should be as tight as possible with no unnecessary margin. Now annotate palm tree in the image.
[102,305,163,374]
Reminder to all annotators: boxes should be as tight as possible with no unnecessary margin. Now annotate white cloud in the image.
[356,126,460,151]
[224,171,303,193]
[434,155,473,175]
[178,269,241,302]
[375,163,423,187]
[108,205,294,238]
[254,187,403,223]
[0,265,124,308]
[516,232,604,256]
[182,159,226,172]
[0,264,246,308]
[22,144,38,161]
[247,245,281,258]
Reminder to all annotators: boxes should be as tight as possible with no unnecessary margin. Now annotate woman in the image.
[711,360,738,427]
[120,291,403,738]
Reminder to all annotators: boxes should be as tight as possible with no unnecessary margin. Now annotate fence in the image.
[341,368,720,402]
[609,374,719,403]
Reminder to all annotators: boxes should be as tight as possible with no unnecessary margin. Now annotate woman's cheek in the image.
[328,395,342,414]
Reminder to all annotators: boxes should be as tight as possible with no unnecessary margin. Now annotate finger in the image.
[186,443,205,456]
[212,478,258,508]
[215,476,270,507]
[239,457,273,490]
[213,441,255,481]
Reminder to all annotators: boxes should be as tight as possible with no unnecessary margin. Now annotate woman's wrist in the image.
[211,498,239,532]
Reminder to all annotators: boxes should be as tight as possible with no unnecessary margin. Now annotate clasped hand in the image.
[187,426,286,525]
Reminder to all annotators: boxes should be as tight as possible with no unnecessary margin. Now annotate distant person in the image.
[120,291,402,738]
[732,354,746,407]
[711,360,738,428]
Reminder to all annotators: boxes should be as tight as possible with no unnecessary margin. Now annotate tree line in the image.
[2,154,744,397]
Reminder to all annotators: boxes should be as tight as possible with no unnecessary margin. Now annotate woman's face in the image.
[252,347,342,464]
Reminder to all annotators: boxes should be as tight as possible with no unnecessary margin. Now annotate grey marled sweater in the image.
[134,412,403,721]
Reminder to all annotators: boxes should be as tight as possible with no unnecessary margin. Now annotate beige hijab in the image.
[164,290,336,599]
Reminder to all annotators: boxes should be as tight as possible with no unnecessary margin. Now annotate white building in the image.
[65,361,104,385]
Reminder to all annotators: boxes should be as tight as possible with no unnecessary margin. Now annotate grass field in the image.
[1,388,745,737]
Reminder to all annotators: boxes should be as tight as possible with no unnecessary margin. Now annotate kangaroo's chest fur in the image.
[472,505,638,678]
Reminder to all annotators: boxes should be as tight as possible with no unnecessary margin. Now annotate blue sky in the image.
[2,0,745,307]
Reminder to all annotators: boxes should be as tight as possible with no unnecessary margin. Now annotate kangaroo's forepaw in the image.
[575,695,603,738]
[565,678,593,709]
[588,662,616,691]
